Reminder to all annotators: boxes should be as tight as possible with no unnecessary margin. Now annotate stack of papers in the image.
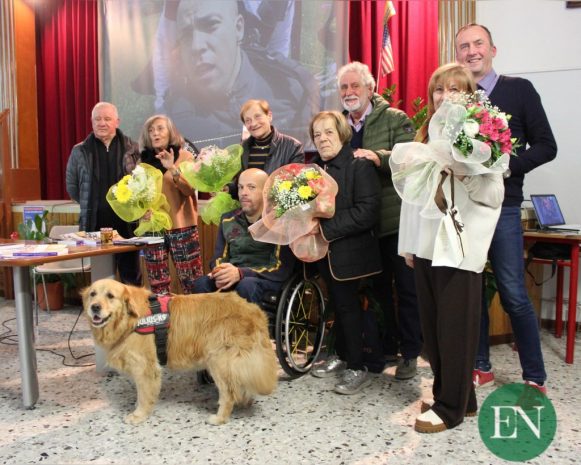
[113,236,165,245]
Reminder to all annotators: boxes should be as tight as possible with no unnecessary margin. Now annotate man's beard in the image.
[341,97,362,113]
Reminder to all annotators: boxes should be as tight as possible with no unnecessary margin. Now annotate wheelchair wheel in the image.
[275,274,326,378]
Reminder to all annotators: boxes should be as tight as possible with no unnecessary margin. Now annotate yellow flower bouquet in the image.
[106,163,172,235]
[249,164,338,262]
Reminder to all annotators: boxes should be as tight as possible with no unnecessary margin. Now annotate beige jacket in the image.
[162,149,198,229]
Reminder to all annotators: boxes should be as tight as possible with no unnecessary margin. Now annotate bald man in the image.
[193,169,295,303]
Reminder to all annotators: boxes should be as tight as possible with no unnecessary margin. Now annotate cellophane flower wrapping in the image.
[390,94,511,219]
[390,92,511,268]
[200,191,240,226]
[179,144,243,224]
[106,163,172,235]
[248,163,338,262]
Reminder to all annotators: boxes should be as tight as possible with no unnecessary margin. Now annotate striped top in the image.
[247,131,274,171]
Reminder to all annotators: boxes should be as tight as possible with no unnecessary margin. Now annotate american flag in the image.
[380,1,396,76]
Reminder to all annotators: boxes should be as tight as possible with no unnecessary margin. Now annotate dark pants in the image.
[476,206,546,384]
[372,234,423,359]
[414,257,480,429]
[116,251,142,286]
[316,259,364,371]
[192,275,281,304]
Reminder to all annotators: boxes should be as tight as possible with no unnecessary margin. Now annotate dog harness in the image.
[135,294,171,366]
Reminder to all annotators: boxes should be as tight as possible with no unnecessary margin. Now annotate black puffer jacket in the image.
[316,144,382,281]
[65,129,139,232]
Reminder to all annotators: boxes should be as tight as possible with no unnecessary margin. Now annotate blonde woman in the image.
[395,64,505,432]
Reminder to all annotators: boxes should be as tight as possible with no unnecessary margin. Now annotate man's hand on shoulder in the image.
[353,148,380,167]
[210,263,241,289]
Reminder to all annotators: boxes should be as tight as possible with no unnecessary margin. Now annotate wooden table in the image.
[0,243,143,408]
[523,231,581,364]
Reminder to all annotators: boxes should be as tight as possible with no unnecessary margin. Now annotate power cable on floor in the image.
[0,306,95,368]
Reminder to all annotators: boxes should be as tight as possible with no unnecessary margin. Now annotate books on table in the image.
[0,244,69,258]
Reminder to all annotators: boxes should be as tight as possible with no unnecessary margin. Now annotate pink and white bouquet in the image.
[444,90,518,167]
[249,164,338,262]
[390,92,515,215]
[389,91,516,268]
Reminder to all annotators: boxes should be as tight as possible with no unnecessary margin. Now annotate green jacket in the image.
[212,209,295,283]
[348,93,416,236]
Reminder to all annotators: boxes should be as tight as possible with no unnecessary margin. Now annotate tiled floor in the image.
[0,300,579,465]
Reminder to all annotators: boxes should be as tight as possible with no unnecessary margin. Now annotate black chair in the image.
[261,267,326,378]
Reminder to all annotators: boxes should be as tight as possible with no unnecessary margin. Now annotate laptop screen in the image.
[530,194,566,227]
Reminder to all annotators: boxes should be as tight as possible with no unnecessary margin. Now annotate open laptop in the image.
[530,194,581,232]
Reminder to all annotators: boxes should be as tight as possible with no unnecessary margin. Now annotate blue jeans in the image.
[192,275,281,305]
[476,206,546,384]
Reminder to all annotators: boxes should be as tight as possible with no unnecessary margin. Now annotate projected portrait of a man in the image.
[160,0,318,146]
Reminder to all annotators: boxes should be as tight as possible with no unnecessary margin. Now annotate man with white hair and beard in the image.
[330,61,422,380]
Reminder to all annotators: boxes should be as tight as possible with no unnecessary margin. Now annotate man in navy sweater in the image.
[455,24,557,394]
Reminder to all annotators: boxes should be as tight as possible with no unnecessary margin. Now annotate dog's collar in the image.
[135,294,171,366]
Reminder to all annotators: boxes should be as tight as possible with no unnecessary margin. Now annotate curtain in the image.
[439,0,476,64]
[33,0,436,198]
[36,0,98,200]
[348,0,439,117]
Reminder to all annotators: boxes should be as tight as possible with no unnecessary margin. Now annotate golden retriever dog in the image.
[82,279,278,426]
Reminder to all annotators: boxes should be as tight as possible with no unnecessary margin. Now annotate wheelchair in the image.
[261,268,327,378]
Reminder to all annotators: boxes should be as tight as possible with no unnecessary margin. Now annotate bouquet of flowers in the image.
[390,92,514,218]
[389,91,514,267]
[179,144,243,225]
[106,163,172,235]
[440,90,517,167]
[248,164,338,262]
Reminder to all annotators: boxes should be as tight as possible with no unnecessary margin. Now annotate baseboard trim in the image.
[491,318,578,346]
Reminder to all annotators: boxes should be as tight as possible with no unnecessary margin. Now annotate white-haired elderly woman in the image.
[308,111,382,395]
[138,114,202,295]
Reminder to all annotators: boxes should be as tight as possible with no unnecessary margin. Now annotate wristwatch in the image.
[502,168,511,179]
[171,167,181,182]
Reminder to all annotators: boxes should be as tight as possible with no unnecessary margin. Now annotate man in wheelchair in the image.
[193,168,295,304]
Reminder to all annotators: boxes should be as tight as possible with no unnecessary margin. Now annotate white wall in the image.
[477,1,581,321]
